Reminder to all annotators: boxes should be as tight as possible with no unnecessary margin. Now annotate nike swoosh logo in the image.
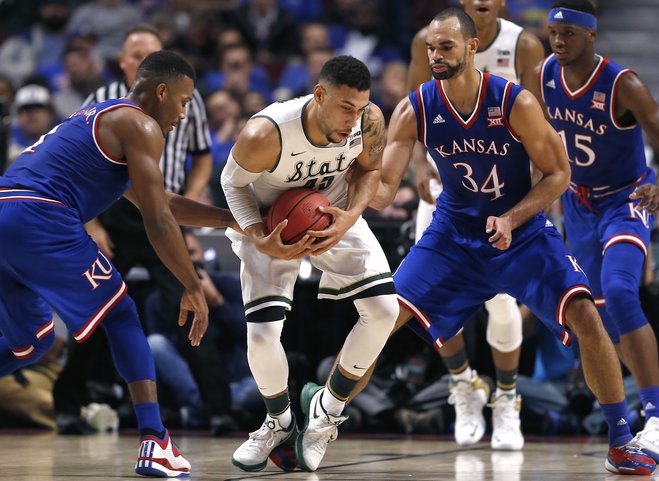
[291,151,306,156]
[353,364,367,370]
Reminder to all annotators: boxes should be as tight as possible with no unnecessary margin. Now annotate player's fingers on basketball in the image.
[307,228,329,238]
[318,205,339,218]
[291,233,313,249]
[311,238,336,255]
[271,219,288,236]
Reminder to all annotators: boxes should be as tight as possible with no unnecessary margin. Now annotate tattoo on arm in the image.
[362,108,385,161]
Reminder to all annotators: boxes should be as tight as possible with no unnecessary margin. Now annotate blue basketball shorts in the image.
[562,177,654,339]
[396,214,591,350]
[0,192,127,359]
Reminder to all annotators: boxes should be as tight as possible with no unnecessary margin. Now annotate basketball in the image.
[267,188,332,244]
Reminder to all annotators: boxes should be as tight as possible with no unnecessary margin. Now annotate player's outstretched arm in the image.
[490,90,570,247]
[370,98,419,210]
[221,117,314,259]
[108,108,208,346]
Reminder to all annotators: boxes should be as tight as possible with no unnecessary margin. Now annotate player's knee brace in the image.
[246,320,288,396]
[246,319,284,348]
[485,293,522,353]
[602,243,649,336]
[101,295,155,384]
[340,294,399,377]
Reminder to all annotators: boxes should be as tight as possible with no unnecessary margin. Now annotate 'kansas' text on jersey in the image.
[409,71,540,230]
[540,54,647,188]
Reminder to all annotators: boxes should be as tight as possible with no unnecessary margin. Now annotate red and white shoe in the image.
[605,442,655,475]
[135,430,191,478]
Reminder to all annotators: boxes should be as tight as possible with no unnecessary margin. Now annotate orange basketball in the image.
[267,188,332,244]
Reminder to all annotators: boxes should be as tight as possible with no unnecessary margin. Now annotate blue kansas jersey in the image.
[540,54,647,188]
[409,71,545,236]
[0,98,141,222]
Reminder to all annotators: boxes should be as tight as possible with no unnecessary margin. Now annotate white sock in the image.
[452,367,473,382]
[320,389,345,416]
[272,406,292,428]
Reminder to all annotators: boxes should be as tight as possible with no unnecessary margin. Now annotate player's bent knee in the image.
[603,284,648,335]
[246,319,284,349]
[565,296,606,338]
[354,294,399,331]
[485,294,522,352]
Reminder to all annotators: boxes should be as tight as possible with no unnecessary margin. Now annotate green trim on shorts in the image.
[244,295,293,311]
[317,272,393,298]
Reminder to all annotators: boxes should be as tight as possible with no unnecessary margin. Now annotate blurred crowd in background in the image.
[0,0,657,441]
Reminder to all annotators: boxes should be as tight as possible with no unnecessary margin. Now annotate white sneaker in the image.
[232,413,298,472]
[448,372,489,446]
[295,383,347,472]
[490,393,524,450]
[632,416,659,462]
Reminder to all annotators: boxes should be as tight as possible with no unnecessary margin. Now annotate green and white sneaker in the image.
[490,393,524,450]
[295,382,347,472]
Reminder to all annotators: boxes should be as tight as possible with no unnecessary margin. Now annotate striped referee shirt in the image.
[83,81,211,195]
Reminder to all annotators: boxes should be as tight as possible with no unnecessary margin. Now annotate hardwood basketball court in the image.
[0,431,647,480]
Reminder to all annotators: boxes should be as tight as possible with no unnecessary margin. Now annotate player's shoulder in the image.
[517,29,544,53]
[239,115,281,147]
[101,103,160,137]
[364,102,385,127]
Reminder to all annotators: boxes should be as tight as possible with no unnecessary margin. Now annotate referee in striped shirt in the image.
[54,25,236,435]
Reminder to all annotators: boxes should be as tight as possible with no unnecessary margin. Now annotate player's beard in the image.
[431,49,468,80]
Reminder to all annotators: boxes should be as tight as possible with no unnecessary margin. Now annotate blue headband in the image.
[548,7,597,30]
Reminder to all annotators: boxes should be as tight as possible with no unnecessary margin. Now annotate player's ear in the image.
[155,82,167,102]
[468,36,479,55]
[313,83,325,104]
[587,29,597,44]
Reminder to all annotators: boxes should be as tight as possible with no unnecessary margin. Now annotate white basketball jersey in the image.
[250,95,363,210]
[475,18,523,83]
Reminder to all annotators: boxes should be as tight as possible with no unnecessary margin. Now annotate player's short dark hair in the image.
[433,7,477,40]
[136,50,196,84]
[551,0,597,15]
[318,55,371,91]
[124,24,162,43]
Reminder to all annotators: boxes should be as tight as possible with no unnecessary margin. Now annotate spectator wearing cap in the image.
[7,84,58,168]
